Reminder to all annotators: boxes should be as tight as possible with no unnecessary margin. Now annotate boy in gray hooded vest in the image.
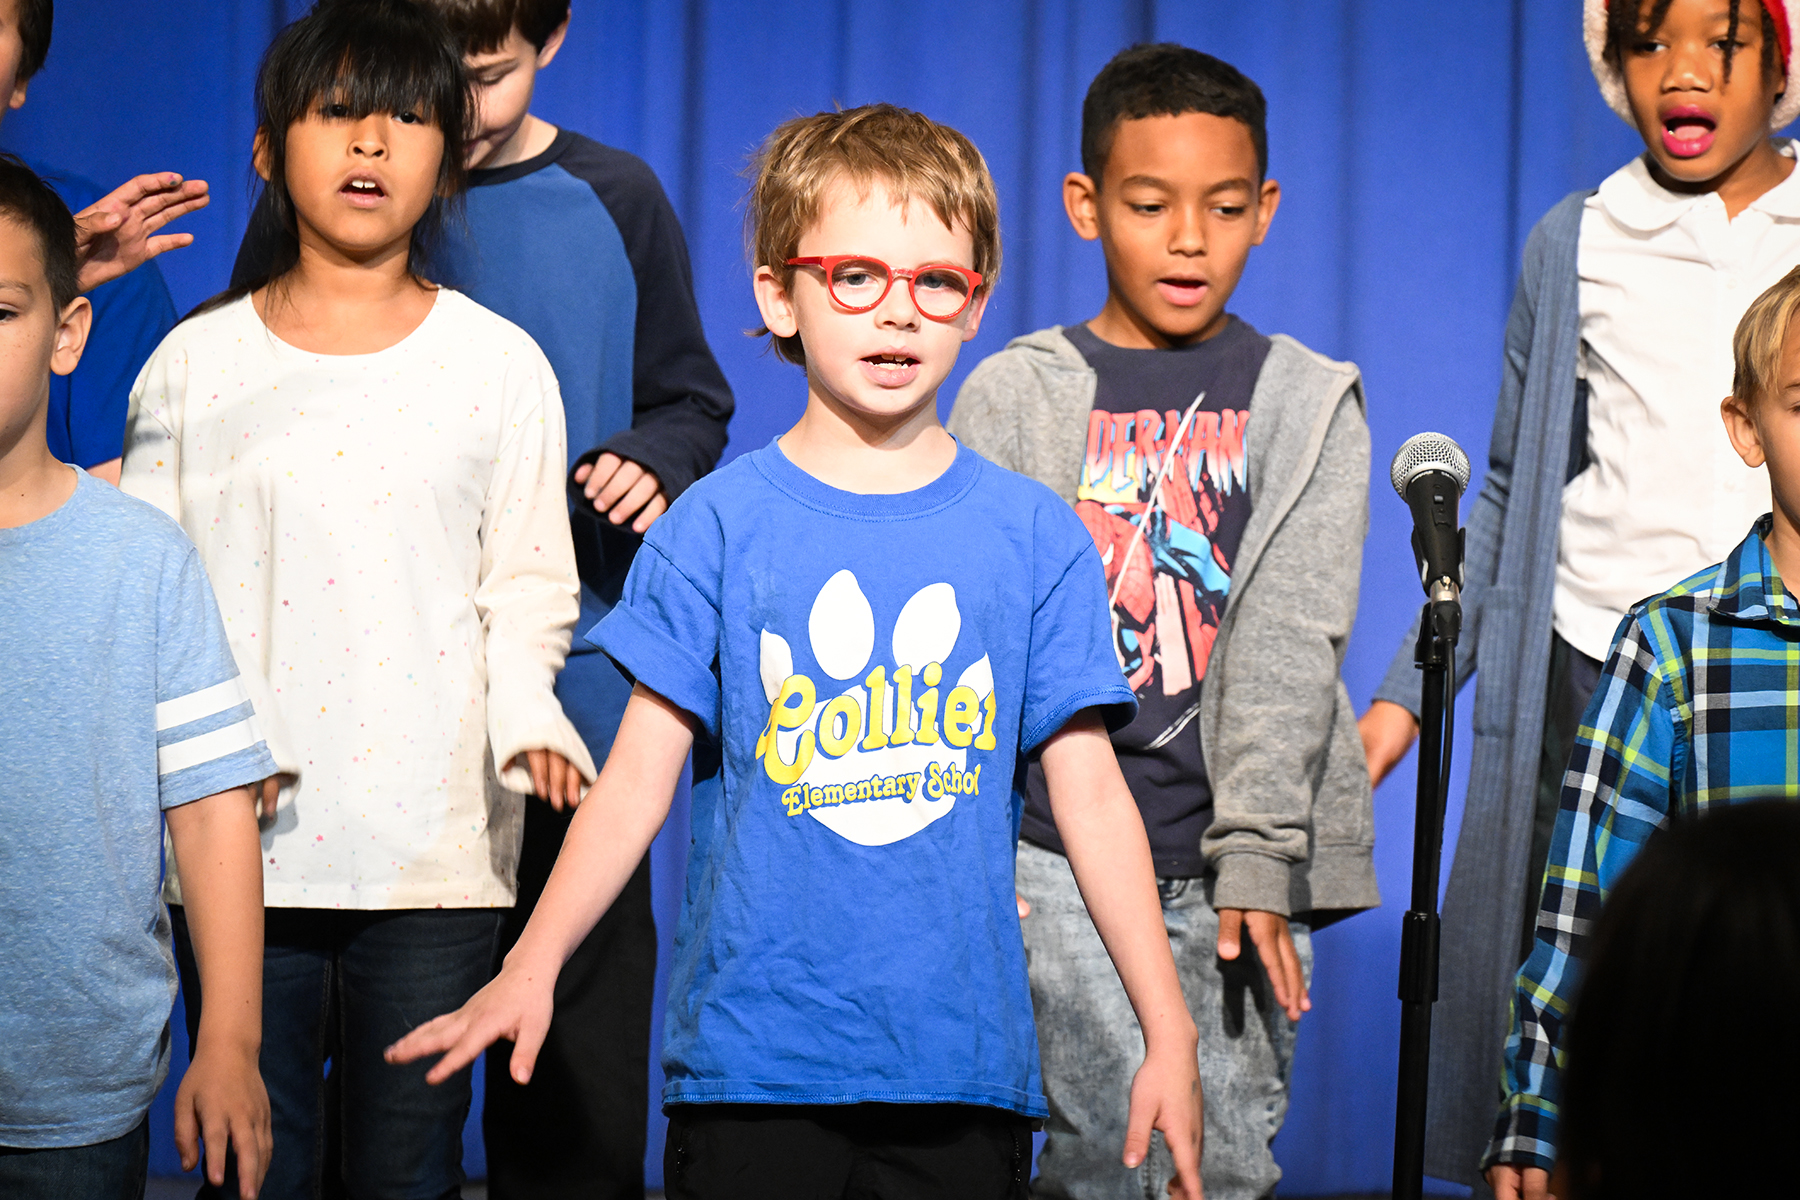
[948,44,1378,1200]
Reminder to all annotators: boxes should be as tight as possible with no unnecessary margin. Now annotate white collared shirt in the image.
[1555,143,1800,660]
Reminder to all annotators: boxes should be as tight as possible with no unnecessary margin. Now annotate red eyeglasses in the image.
[786,255,984,321]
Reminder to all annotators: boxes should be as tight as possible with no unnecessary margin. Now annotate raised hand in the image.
[73,172,210,293]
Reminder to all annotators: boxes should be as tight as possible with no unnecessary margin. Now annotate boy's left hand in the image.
[73,172,211,293]
[1125,1038,1204,1199]
[574,452,668,533]
[173,1038,271,1198]
[510,747,586,811]
[1217,909,1310,1023]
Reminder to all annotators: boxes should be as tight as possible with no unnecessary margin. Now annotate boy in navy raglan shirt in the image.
[389,103,1205,1200]
[0,158,272,1200]
[0,0,213,484]
[229,3,733,1193]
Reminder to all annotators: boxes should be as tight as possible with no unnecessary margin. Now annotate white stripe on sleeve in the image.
[157,715,265,777]
[155,677,252,732]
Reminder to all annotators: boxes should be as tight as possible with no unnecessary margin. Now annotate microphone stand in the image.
[1392,578,1460,1200]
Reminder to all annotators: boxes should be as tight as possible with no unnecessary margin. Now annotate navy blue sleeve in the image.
[555,140,735,502]
[36,167,177,467]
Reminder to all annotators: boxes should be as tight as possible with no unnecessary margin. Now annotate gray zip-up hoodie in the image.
[949,326,1378,919]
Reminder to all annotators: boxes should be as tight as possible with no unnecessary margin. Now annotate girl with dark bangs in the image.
[120,2,595,1195]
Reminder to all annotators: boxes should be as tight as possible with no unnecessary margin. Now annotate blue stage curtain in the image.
[8,1,1655,1192]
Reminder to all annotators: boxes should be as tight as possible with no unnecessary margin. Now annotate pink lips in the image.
[1661,105,1717,159]
[1156,278,1208,308]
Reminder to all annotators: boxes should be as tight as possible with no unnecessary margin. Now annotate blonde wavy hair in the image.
[1734,264,1800,407]
[746,103,1001,367]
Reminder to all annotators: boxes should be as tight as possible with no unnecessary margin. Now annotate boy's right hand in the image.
[173,1038,271,1198]
[1358,700,1420,788]
[72,172,210,293]
[1487,1163,1555,1200]
[385,955,556,1086]
[1125,1040,1204,1199]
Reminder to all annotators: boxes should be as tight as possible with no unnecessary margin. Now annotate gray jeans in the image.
[1017,840,1311,1200]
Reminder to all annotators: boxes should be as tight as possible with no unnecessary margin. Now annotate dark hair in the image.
[0,153,77,312]
[1604,0,1781,84]
[431,0,569,54]
[1558,800,1800,1199]
[194,0,469,317]
[16,0,50,82]
[1080,43,1268,183]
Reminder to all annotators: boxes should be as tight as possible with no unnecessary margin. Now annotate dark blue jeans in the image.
[0,1114,148,1200]
[173,906,502,1200]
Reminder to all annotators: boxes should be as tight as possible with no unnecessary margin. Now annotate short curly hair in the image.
[1081,43,1268,184]
[745,104,1000,368]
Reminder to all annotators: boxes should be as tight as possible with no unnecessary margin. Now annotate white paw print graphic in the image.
[758,569,996,847]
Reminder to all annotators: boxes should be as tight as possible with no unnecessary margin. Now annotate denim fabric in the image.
[1017,841,1309,1200]
[174,906,501,1200]
[0,1113,147,1200]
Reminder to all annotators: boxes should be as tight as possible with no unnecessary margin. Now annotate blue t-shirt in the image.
[31,164,179,468]
[593,440,1136,1114]
[0,472,276,1148]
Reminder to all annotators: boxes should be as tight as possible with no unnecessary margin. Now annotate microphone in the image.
[1389,433,1470,598]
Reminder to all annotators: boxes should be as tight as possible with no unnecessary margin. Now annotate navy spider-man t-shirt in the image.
[1020,317,1267,878]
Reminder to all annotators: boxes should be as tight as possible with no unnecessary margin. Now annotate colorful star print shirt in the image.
[1020,318,1266,878]
[592,439,1135,1114]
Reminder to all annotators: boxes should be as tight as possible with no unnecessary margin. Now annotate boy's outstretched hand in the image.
[73,172,210,293]
[1217,909,1310,1023]
[172,1039,271,1198]
[1124,1039,1205,1199]
[386,954,557,1086]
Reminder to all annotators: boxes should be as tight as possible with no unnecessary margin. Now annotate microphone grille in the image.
[1390,432,1471,498]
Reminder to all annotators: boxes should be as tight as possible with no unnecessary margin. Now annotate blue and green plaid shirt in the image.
[1489,516,1800,1171]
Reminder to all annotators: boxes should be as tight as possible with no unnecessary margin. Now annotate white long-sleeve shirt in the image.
[1556,146,1800,661]
[123,290,595,908]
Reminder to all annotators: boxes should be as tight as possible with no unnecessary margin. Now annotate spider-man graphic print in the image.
[1019,318,1267,877]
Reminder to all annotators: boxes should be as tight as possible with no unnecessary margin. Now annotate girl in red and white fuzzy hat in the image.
[1360,2,1800,1197]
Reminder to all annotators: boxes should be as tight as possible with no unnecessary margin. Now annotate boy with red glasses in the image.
[950,44,1376,1200]
[388,102,1204,1200]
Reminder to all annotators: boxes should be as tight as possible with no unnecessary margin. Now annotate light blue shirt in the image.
[0,471,275,1148]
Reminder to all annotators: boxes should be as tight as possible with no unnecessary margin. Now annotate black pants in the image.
[482,800,658,1200]
[663,1104,1033,1200]
[1521,632,1605,963]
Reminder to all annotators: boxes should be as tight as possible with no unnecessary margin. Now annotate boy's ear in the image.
[1251,179,1282,246]
[537,17,570,68]
[1722,393,1767,469]
[753,264,799,340]
[959,290,991,344]
[252,129,272,183]
[8,75,26,113]
[1063,172,1101,242]
[50,295,93,378]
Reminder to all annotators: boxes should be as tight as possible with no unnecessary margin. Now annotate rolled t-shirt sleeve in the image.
[156,545,278,807]
[1019,530,1136,754]
[588,517,723,739]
